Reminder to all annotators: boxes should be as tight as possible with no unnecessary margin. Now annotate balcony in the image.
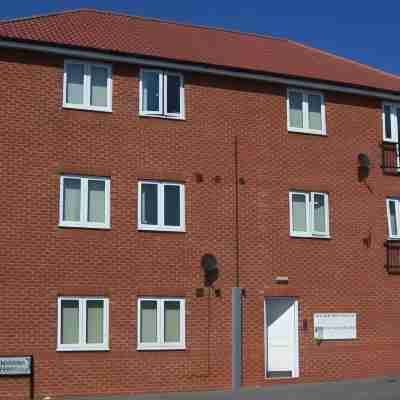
[381,142,400,175]
[385,241,400,273]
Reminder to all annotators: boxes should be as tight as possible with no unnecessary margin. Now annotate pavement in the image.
[66,376,400,400]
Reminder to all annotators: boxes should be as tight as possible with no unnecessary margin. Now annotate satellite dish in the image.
[201,254,219,287]
[358,153,370,181]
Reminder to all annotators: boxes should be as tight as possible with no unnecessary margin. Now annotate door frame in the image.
[264,297,299,378]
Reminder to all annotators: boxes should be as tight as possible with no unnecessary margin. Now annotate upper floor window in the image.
[287,89,326,135]
[138,181,185,232]
[383,103,400,143]
[387,198,400,239]
[289,191,330,238]
[59,175,111,229]
[63,60,112,112]
[57,296,109,351]
[139,69,185,119]
[137,298,186,350]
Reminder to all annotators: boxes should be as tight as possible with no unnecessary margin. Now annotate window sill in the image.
[63,104,112,113]
[265,375,299,380]
[57,346,110,352]
[290,233,331,240]
[137,225,186,233]
[137,345,186,351]
[139,113,185,121]
[58,223,111,230]
[288,128,326,136]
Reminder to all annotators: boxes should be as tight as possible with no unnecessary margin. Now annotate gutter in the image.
[1,38,400,101]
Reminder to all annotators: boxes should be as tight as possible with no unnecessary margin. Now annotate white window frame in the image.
[382,102,400,143]
[63,59,113,112]
[287,88,326,135]
[59,175,111,229]
[57,296,109,351]
[386,198,400,239]
[139,69,185,119]
[137,181,185,232]
[289,191,330,238]
[137,297,186,351]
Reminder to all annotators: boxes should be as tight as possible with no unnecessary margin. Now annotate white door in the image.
[265,297,299,378]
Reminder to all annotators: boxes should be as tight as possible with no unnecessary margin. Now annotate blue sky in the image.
[1,1,399,75]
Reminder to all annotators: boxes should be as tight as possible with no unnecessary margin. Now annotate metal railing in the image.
[385,241,400,273]
[381,142,400,174]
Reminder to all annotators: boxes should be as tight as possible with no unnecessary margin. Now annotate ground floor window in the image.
[57,297,109,351]
[137,297,185,350]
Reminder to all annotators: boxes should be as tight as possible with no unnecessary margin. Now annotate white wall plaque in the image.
[314,313,357,340]
[0,357,31,375]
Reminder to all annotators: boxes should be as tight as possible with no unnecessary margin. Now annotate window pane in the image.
[63,178,81,222]
[140,301,157,343]
[308,94,322,131]
[292,193,307,232]
[164,301,181,343]
[166,75,181,114]
[66,64,84,104]
[86,300,104,344]
[288,92,303,128]
[389,201,398,236]
[384,105,392,140]
[396,108,400,140]
[61,300,79,345]
[91,66,108,107]
[141,184,158,225]
[164,185,180,226]
[88,180,106,223]
[142,71,160,112]
[313,194,326,233]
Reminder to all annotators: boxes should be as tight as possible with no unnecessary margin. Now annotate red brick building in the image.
[1,9,400,399]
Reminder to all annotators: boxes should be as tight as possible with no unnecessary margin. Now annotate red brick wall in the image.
[0,48,399,399]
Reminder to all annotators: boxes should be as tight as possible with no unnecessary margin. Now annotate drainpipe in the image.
[231,135,242,392]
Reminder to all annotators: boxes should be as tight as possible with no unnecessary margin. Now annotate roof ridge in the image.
[0,8,289,43]
[287,39,400,81]
[0,8,93,24]
[86,9,288,42]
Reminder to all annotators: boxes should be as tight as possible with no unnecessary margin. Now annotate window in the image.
[137,298,185,350]
[63,60,112,112]
[287,89,326,135]
[139,69,184,119]
[59,176,111,229]
[383,103,400,142]
[138,181,185,231]
[289,191,329,237]
[57,297,109,351]
[387,198,400,239]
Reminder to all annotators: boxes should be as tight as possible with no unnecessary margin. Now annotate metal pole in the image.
[232,287,242,392]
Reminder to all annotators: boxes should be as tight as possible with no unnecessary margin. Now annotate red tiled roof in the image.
[0,9,399,93]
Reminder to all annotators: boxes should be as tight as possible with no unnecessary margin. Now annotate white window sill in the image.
[137,225,186,233]
[288,127,326,136]
[63,103,112,113]
[57,346,109,352]
[388,237,400,240]
[58,222,111,230]
[265,374,299,380]
[290,233,331,239]
[139,113,185,121]
[137,345,186,351]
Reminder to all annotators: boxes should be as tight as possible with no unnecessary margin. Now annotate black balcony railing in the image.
[381,142,400,175]
[385,241,400,273]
